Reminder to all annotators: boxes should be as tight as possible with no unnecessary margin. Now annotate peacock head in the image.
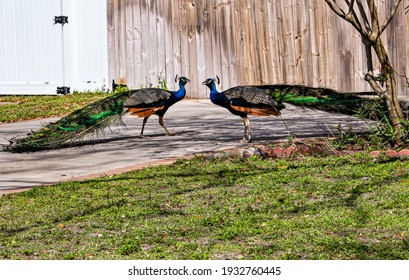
[201,76,220,89]
[175,75,190,86]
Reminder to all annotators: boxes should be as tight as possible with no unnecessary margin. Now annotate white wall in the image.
[0,0,108,95]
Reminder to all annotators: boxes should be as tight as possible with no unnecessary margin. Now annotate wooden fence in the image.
[107,0,409,98]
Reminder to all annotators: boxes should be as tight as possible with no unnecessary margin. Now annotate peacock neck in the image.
[208,82,228,107]
[173,83,186,100]
[208,82,219,96]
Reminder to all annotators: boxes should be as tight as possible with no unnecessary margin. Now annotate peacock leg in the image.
[159,116,173,136]
[139,116,149,137]
[242,117,252,142]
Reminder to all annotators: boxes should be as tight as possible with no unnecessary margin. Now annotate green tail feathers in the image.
[268,85,374,115]
[6,91,133,153]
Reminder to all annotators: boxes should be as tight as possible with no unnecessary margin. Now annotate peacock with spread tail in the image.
[202,76,377,142]
[6,76,190,153]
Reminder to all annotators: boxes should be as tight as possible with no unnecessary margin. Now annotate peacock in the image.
[202,76,286,142]
[202,76,381,142]
[6,75,190,153]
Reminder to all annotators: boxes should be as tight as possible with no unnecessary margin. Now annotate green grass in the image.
[0,91,113,123]
[1,154,408,260]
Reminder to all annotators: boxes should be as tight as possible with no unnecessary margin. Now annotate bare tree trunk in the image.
[364,37,404,143]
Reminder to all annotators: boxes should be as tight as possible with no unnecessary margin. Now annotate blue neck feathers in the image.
[173,82,187,100]
[206,81,227,107]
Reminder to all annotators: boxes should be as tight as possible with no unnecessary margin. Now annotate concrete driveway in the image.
[0,99,368,194]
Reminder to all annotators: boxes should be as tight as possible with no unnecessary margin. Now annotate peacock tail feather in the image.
[259,84,377,116]
[5,90,135,153]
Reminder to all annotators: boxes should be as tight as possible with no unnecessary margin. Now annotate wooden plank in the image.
[259,0,273,84]
[133,0,143,88]
[246,0,257,84]
[180,0,190,85]
[195,0,207,98]
[163,1,174,91]
[309,0,320,87]
[171,0,181,89]
[148,0,158,86]
[299,0,312,86]
[210,0,222,90]
[106,0,116,87]
[203,0,214,97]
[140,0,150,87]
[236,0,249,85]
[226,0,238,87]
[187,0,198,97]
[125,0,135,87]
[267,1,281,83]
[117,0,127,83]
[388,3,406,95]
[253,0,267,84]
[293,0,304,84]
[156,0,166,88]
[326,4,338,89]
[220,0,232,87]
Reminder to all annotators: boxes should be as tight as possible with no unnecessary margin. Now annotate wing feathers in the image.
[126,106,165,117]
[230,105,281,116]
[122,89,171,107]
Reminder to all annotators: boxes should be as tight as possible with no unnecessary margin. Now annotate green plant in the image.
[357,101,399,148]
[329,124,366,150]
[157,71,168,90]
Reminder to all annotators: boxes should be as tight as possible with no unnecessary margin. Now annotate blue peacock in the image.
[202,76,285,142]
[202,76,373,142]
[7,75,190,152]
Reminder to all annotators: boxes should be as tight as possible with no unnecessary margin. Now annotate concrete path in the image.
[0,99,368,194]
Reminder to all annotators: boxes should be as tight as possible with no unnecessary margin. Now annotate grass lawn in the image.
[1,154,408,260]
[0,92,112,123]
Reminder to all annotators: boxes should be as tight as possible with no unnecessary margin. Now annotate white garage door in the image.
[0,0,108,95]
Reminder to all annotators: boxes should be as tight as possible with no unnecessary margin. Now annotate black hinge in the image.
[56,87,70,95]
[54,16,68,25]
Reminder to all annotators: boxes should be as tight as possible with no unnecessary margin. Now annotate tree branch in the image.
[347,0,355,15]
[356,0,371,33]
[380,0,403,35]
[324,0,346,18]
[325,0,366,36]
[367,0,382,41]
[364,73,386,98]
[345,0,366,33]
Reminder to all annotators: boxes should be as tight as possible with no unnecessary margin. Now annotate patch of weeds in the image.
[63,253,76,260]
[329,124,366,150]
[117,239,142,256]
[355,100,409,148]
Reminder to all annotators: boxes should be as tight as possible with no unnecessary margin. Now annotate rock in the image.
[398,149,409,157]
[272,147,285,157]
[229,148,244,158]
[385,150,399,158]
[228,147,265,159]
[369,151,381,158]
[284,146,297,156]
[242,148,254,159]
